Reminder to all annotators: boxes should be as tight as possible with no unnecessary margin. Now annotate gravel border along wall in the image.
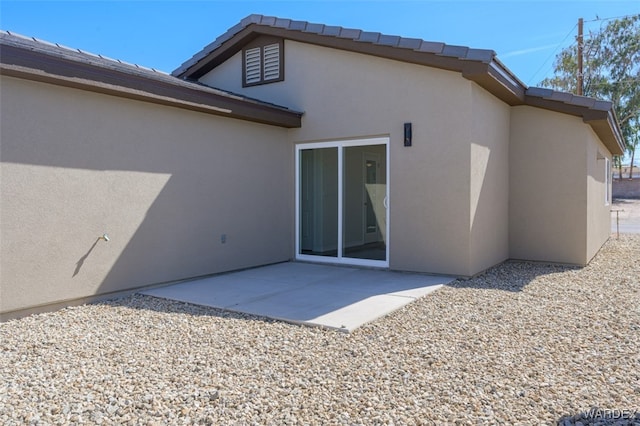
[1,235,639,425]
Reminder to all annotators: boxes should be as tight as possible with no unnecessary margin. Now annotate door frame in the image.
[295,137,390,268]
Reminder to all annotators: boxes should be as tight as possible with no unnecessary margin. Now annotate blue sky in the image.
[1,1,638,86]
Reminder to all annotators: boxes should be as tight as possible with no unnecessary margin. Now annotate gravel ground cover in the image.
[1,236,639,425]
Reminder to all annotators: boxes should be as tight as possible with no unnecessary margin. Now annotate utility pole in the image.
[577,17,584,96]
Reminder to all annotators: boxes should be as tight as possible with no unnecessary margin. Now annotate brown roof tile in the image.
[377,34,401,47]
[274,18,292,29]
[241,15,262,26]
[570,95,598,108]
[260,16,277,26]
[440,45,469,58]
[464,49,495,62]
[358,31,381,43]
[289,20,307,31]
[397,37,422,49]
[592,100,613,111]
[548,91,574,103]
[321,25,342,36]
[338,28,362,39]
[416,41,445,54]
[303,23,325,34]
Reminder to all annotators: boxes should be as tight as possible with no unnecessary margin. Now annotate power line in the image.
[527,13,639,86]
[586,13,640,37]
[526,23,577,85]
[584,13,640,23]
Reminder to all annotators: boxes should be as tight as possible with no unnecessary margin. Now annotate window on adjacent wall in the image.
[605,157,611,205]
[243,40,283,87]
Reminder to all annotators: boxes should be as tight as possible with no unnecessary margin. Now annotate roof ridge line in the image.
[240,14,496,56]
[171,14,499,77]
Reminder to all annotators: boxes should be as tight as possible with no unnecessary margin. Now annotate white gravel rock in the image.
[1,235,639,424]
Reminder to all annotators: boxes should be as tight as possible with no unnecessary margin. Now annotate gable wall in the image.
[1,76,292,317]
[280,42,471,275]
[202,40,515,276]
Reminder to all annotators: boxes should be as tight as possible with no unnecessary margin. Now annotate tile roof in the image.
[171,14,624,155]
[173,14,499,78]
[527,87,610,111]
[0,17,625,155]
[1,30,168,78]
[524,87,624,154]
[0,30,302,128]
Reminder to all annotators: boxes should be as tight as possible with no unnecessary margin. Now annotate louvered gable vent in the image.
[244,47,262,85]
[263,43,280,81]
[242,38,283,87]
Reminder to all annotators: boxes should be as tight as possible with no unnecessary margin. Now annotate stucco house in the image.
[0,15,625,320]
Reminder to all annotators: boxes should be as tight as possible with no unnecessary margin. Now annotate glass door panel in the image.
[342,145,387,261]
[299,147,338,257]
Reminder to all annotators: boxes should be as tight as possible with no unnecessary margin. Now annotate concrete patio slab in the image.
[140,262,455,332]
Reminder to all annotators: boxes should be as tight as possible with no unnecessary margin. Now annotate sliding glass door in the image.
[296,138,389,267]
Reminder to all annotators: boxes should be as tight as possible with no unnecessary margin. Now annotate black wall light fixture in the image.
[404,122,412,147]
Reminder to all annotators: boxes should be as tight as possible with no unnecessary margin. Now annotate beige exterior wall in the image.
[2,38,618,316]
[586,132,612,262]
[468,85,510,274]
[509,106,591,265]
[0,76,292,315]
[202,40,511,276]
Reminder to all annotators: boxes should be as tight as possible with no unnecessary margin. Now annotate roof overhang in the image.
[0,35,302,128]
[174,19,525,106]
[525,87,625,156]
[173,15,625,155]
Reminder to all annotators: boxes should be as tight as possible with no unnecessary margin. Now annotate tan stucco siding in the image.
[469,84,510,274]
[586,131,612,261]
[509,106,589,264]
[202,40,478,275]
[0,76,292,314]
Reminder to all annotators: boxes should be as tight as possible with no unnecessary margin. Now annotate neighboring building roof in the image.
[0,30,303,128]
[173,14,625,156]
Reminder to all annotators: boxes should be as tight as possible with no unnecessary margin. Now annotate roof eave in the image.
[175,22,526,106]
[524,92,625,156]
[174,16,624,155]
[1,42,302,128]
[462,60,525,105]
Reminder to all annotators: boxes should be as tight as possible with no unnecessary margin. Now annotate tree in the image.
[540,15,640,179]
